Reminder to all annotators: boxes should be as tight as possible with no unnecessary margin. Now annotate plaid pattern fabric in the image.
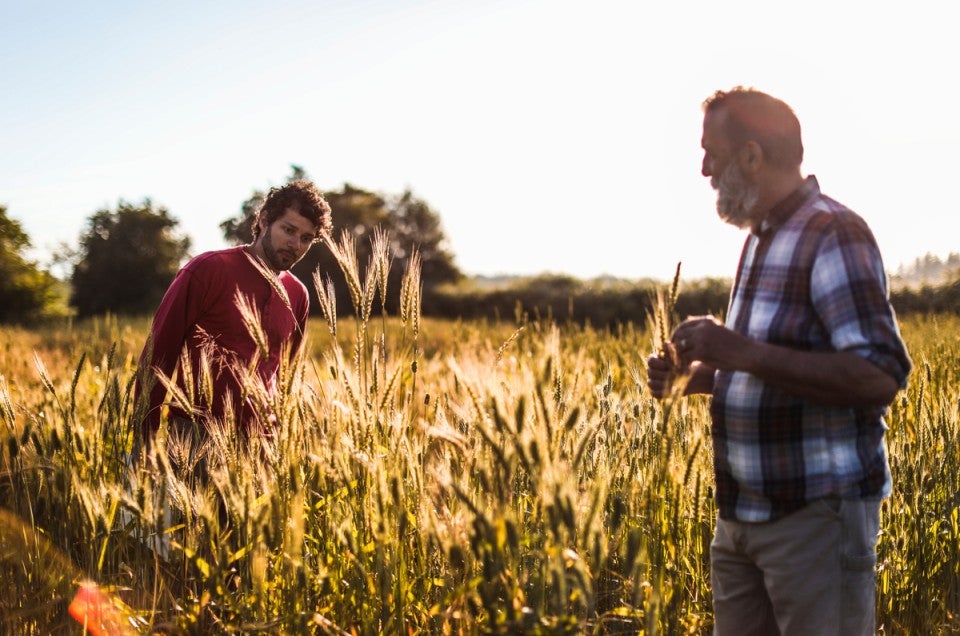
[711,176,912,522]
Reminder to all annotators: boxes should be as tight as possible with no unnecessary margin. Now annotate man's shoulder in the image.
[795,192,873,237]
[278,272,309,318]
[781,192,882,269]
[182,246,247,273]
[279,271,309,301]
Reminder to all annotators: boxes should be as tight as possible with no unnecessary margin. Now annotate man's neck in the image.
[244,242,281,274]
[754,171,805,223]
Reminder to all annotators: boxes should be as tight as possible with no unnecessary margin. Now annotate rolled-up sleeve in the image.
[810,214,912,388]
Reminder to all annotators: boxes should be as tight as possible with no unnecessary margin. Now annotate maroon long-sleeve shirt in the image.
[135,246,309,437]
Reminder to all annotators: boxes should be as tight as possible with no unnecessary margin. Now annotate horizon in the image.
[3,1,959,282]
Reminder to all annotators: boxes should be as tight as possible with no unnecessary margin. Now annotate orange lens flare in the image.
[68,581,133,636]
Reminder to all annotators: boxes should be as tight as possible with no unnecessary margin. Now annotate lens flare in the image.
[69,581,135,636]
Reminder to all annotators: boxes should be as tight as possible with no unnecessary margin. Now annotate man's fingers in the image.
[648,354,671,371]
[646,354,675,399]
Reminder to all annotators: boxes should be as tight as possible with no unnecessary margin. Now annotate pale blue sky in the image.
[2,0,958,281]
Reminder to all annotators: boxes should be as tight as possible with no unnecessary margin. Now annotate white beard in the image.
[713,162,760,229]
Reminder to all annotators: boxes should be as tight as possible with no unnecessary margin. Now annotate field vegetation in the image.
[1,248,958,634]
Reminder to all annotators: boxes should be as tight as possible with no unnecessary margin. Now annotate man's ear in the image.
[739,140,764,175]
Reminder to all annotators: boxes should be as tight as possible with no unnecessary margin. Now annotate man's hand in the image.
[646,353,677,399]
[671,315,748,371]
[646,315,731,400]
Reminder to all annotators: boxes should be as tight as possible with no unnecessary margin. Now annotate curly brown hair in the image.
[253,180,333,241]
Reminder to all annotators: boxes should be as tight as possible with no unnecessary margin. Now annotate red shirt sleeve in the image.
[134,266,206,434]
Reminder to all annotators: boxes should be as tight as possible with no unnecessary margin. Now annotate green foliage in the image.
[429,275,732,327]
[0,205,68,323]
[70,199,190,317]
[891,278,960,314]
[220,166,462,314]
[888,253,960,314]
[432,273,960,325]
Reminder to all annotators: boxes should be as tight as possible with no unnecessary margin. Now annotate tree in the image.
[70,199,191,316]
[221,167,462,314]
[0,205,67,323]
[389,190,461,287]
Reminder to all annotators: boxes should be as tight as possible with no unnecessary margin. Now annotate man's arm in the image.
[134,269,199,434]
[672,316,899,407]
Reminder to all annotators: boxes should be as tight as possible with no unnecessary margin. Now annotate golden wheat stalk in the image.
[312,270,338,336]
[371,227,392,311]
[400,247,422,337]
[241,248,292,314]
[324,230,364,315]
[496,326,525,363]
[234,290,269,360]
[362,252,378,323]
[668,261,682,308]
[152,357,193,416]
[652,261,682,363]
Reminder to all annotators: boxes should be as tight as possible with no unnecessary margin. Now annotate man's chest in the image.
[193,279,298,351]
[727,233,823,345]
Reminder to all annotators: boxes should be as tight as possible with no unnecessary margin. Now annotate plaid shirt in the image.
[711,176,912,522]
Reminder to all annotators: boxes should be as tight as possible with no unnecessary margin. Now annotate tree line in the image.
[890,252,960,288]
[0,206,68,323]
[0,166,463,323]
[2,165,959,325]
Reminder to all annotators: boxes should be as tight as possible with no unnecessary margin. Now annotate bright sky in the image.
[2,0,958,282]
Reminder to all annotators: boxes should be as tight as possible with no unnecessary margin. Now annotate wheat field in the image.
[1,259,958,633]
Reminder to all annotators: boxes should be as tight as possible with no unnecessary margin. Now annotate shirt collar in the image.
[753,175,820,236]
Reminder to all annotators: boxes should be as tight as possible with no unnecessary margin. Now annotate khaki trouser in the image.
[711,497,881,636]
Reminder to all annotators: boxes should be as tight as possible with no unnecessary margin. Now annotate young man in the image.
[135,180,332,453]
[647,88,911,635]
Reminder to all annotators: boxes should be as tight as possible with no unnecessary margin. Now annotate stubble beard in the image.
[260,233,298,272]
[713,162,760,229]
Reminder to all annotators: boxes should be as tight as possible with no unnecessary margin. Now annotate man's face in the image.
[257,207,318,271]
[701,110,759,229]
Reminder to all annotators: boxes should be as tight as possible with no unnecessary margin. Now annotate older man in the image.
[647,88,911,635]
